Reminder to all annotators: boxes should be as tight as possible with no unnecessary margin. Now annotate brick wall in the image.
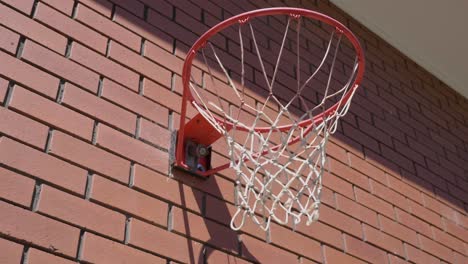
[0,0,467,263]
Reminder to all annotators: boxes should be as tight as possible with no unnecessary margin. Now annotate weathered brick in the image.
[0,200,80,257]
[34,2,107,54]
[62,83,137,134]
[0,167,35,207]
[0,137,87,195]
[9,86,94,141]
[49,131,130,184]
[38,185,126,240]
[91,175,167,225]
[82,232,165,264]
[0,107,49,148]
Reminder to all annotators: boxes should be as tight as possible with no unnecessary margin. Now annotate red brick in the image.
[349,153,387,185]
[0,24,19,54]
[139,118,171,149]
[0,238,23,263]
[452,251,468,264]
[62,83,137,134]
[370,179,410,212]
[145,41,184,74]
[323,171,354,200]
[75,3,141,52]
[419,234,454,262]
[396,208,433,238]
[91,175,167,225]
[0,107,49,148]
[133,165,203,213]
[336,193,379,227]
[379,215,419,246]
[78,0,112,17]
[22,40,100,93]
[0,137,87,195]
[240,234,299,264]
[109,0,144,18]
[295,220,344,250]
[0,167,35,206]
[34,2,107,54]
[0,50,59,98]
[130,219,204,263]
[444,219,468,243]
[142,78,181,111]
[9,86,94,141]
[109,41,172,88]
[171,207,238,253]
[355,187,395,220]
[101,79,169,126]
[407,199,442,228]
[41,0,74,16]
[138,0,172,17]
[323,245,365,264]
[319,204,362,237]
[423,193,457,223]
[205,247,251,264]
[28,248,76,264]
[363,224,404,256]
[0,77,7,103]
[38,185,126,240]
[0,200,80,257]
[114,7,174,53]
[329,157,371,191]
[342,122,380,153]
[269,223,325,262]
[387,175,423,204]
[71,42,139,90]
[49,131,130,184]
[387,254,408,264]
[344,235,387,264]
[97,124,169,174]
[0,4,66,53]
[82,232,165,264]
[406,244,440,264]
[2,0,34,14]
[432,227,465,254]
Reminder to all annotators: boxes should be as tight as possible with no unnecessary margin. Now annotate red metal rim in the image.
[182,7,365,132]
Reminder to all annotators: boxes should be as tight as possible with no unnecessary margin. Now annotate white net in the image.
[188,14,360,232]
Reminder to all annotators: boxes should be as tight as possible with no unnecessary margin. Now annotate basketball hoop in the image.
[171,7,365,231]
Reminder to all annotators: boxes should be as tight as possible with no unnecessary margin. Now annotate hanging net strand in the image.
[190,13,361,232]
